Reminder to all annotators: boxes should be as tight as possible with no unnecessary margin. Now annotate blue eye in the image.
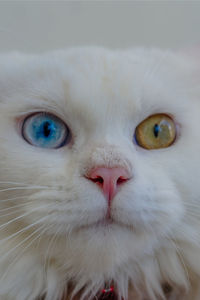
[22,113,70,149]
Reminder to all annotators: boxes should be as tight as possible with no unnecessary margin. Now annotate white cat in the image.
[0,47,199,300]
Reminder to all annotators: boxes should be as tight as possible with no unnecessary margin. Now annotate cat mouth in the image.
[93,217,134,232]
[75,217,134,234]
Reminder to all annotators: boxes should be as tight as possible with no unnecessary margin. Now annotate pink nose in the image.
[87,167,131,204]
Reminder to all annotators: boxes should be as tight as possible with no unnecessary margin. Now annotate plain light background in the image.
[0,1,199,53]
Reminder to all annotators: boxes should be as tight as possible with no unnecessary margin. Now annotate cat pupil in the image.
[153,124,160,138]
[43,121,51,137]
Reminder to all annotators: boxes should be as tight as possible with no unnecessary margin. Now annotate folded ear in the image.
[178,45,200,60]
[176,46,200,92]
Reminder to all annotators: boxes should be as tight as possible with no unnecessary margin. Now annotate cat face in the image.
[0,47,199,281]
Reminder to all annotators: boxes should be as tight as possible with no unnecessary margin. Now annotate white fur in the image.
[0,47,199,299]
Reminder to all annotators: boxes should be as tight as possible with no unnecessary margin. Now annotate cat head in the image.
[0,47,200,297]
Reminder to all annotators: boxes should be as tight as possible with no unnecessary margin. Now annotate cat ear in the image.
[178,45,200,60]
[177,46,200,89]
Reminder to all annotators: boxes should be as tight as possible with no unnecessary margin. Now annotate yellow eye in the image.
[135,114,176,149]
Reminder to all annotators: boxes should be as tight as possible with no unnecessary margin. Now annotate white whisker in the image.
[0,201,36,212]
[44,225,61,273]
[0,195,28,202]
[0,215,49,244]
[170,238,190,286]
[0,207,32,218]
[0,186,53,193]
[0,202,49,218]
[36,223,55,249]
[0,204,53,231]
[0,223,48,281]
[0,181,50,187]
[0,223,48,264]
[2,223,56,284]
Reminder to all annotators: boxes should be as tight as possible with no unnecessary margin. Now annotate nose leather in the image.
[86,167,131,205]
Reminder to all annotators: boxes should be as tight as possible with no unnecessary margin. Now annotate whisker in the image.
[2,223,56,283]
[184,207,200,213]
[0,223,48,281]
[183,207,200,218]
[36,223,55,248]
[45,225,61,273]
[0,166,58,171]
[0,224,46,265]
[184,202,200,208]
[0,207,33,218]
[0,204,53,231]
[0,210,36,230]
[0,215,49,244]
[0,195,29,203]
[0,201,36,212]
[0,186,54,193]
[169,238,190,286]
[187,212,200,218]
[0,181,51,187]
[23,223,55,254]
[175,222,200,245]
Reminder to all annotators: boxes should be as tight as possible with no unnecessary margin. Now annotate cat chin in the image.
[0,232,199,300]
[53,224,158,275]
[42,232,200,300]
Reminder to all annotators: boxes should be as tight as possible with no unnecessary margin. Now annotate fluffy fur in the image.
[0,47,199,300]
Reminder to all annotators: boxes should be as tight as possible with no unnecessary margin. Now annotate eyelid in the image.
[16,110,67,132]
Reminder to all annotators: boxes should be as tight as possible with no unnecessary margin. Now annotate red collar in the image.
[99,286,119,300]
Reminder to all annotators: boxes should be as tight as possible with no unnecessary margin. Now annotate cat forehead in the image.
[0,47,193,119]
[37,48,182,102]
